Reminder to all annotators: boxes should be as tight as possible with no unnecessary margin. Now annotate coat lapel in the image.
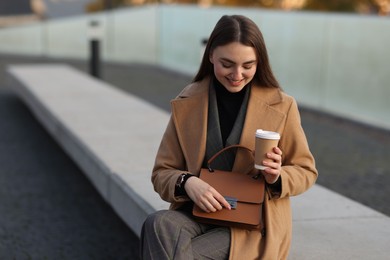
[170,79,287,175]
[170,80,209,174]
[234,86,286,173]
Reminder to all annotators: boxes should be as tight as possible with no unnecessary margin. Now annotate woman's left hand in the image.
[262,147,283,184]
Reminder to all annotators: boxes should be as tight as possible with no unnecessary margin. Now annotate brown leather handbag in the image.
[193,145,265,230]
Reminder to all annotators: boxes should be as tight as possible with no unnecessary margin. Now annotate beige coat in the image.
[152,77,318,259]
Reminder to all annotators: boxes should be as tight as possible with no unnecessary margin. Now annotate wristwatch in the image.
[175,173,186,190]
[175,173,194,195]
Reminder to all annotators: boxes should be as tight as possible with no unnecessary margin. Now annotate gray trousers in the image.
[140,209,231,260]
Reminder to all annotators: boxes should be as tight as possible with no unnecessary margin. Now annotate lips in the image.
[227,78,244,86]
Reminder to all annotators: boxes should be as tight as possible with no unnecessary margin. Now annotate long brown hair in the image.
[193,15,280,89]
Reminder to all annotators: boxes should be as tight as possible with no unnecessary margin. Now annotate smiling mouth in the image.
[227,78,244,86]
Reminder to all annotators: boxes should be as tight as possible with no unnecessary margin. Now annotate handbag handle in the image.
[207,144,253,172]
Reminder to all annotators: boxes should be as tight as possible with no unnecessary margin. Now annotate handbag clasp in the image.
[224,196,238,209]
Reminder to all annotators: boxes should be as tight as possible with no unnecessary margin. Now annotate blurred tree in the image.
[86,0,389,15]
[303,0,356,12]
[303,0,390,15]
[86,0,157,12]
[86,0,118,12]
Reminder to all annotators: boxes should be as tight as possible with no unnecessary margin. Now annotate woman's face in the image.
[209,42,257,93]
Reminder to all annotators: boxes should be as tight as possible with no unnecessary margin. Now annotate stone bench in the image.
[7,64,170,236]
[7,64,390,259]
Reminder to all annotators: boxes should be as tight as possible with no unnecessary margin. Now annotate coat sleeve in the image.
[277,98,318,198]
[151,116,191,204]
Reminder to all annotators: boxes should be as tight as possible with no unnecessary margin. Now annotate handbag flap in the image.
[199,168,264,204]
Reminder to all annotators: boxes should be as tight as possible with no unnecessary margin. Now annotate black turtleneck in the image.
[214,78,248,145]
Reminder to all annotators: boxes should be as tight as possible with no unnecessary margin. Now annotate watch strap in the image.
[175,173,195,196]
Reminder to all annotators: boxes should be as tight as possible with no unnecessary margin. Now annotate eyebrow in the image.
[220,58,257,65]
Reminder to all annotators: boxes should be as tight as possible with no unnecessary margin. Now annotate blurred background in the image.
[0,0,389,258]
[0,0,389,25]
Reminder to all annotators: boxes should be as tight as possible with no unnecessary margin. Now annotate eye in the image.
[222,63,232,68]
[243,62,256,70]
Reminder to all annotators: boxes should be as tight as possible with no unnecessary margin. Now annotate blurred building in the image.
[0,0,41,27]
[0,0,98,27]
[42,0,94,19]
[0,0,387,28]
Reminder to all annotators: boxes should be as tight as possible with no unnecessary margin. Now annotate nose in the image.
[231,67,242,79]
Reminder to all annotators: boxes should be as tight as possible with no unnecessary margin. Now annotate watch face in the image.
[176,174,185,187]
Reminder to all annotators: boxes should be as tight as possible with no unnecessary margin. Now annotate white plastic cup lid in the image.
[255,129,280,140]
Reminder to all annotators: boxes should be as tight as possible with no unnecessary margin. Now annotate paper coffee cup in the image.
[254,129,280,170]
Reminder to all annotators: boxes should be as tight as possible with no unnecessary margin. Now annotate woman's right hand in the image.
[185,177,231,213]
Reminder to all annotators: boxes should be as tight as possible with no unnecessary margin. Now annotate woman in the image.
[141,15,318,259]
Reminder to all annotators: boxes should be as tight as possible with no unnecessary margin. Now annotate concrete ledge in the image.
[290,185,390,259]
[7,64,390,259]
[7,64,170,236]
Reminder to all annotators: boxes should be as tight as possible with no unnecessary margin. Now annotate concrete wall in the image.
[0,5,158,63]
[0,4,389,130]
[158,6,390,130]
[0,23,44,55]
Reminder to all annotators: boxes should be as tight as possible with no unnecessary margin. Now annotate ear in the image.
[209,51,214,64]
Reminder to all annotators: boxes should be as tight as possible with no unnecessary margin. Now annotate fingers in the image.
[263,147,282,166]
[273,146,283,156]
[262,147,282,184]
[199,190,231,213]
[269,147,282,161]
[214,193,232,211]
[263,167,279,184]
[185,178,231,213]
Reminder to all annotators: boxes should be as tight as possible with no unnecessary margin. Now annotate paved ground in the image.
[0,57,141,259]
[1,54,389,258]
